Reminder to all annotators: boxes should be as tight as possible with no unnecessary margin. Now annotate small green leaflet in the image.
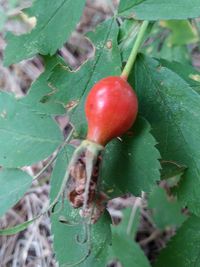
[4,0,86,66]
[107,207,151,267]
[148,186,187,230]
[102,117,161,198]
[132,55,200,215]
[118,0,200,20]
[0,92,63,168]
[0,169,32,218]
[107,231,151,267]
[50,145,111,267]
[154,216,200,267]
[47,18,122,138]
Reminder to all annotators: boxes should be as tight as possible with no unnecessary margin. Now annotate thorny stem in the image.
[121,20,149,80]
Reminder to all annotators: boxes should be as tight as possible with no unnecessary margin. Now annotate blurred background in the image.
[0,0,200,266]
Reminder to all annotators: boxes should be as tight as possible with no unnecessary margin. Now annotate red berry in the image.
[85,76,138,146]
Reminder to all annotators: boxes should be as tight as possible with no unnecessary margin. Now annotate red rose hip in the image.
[85,76,138,146]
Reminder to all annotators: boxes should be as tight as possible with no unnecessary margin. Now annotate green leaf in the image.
[132,55,200,215]
[154,216,200,267]
[118,0,144,13]
[107,230,151,267]
[107,204,150,267]
[47,18,122,137]
[159,59,200,94]
[50,145,112,267]
[118,0,200,20]
[0,92,63,167]
[160,20,199,46]
[4,0,86,66]
[0,169,32,217]
[20,55,65,115]
[102,117,160,197]
[148,187,187,230]
[160,44,190,64]
[0,216,40,235]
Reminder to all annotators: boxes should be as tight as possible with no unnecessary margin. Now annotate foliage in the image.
[154,216,200,267]
[0,169,32,217]
[102,117,160,197]
[118,0,200,20]
[4,0,86,66]
[50,146,112,267]
[0,92,63,167]
[47,18,122,137]
[1,0,200,266]
[148,186,187,230]
[132,55,200,215]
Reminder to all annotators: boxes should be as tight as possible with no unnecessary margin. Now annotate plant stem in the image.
[126,197,141,235]
[33,127,74,181]
[121,20,149,79]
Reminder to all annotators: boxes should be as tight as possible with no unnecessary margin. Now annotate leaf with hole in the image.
[20,55,65,115]
[47,18,122,138]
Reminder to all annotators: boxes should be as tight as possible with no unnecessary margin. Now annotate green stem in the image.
[33,127,74,181]
[121,20,149,79]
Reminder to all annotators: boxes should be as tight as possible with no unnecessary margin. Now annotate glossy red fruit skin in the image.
[85,76,138,146]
